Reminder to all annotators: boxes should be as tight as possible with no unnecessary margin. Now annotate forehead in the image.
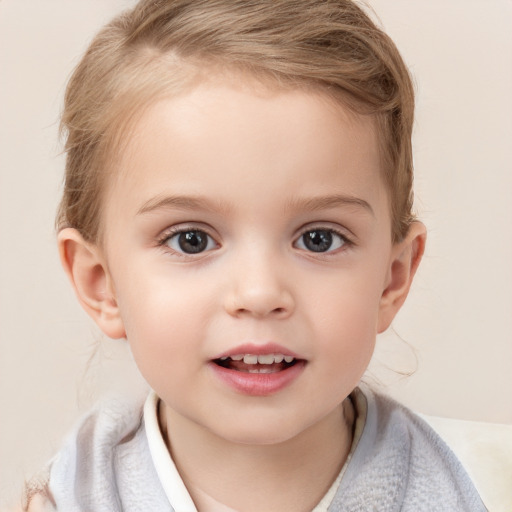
[103,79,388,231]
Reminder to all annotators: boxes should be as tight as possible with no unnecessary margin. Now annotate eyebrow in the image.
[137,194,231,216]
[137,193,374,217]
[285,194,375,217]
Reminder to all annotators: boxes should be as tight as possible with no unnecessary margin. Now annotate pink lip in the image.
[209,342,305,397]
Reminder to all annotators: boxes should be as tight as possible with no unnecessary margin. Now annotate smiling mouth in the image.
[213,354,299,374]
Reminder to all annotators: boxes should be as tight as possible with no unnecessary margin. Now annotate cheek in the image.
[307,264,384,328]
[315,297,378,359]
[304,266,384,364]
[114,272,213,373]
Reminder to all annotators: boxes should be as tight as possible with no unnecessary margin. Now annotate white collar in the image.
[144,391,198,512]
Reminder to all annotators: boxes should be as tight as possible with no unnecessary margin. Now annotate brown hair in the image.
[58,0,415,243]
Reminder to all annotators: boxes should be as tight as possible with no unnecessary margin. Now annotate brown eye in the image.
[166,230,216,254]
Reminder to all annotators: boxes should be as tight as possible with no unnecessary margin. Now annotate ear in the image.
[377,222,426,333]
[57,228,126,339]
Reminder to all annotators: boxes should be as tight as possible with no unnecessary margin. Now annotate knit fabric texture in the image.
[23,387,487,512]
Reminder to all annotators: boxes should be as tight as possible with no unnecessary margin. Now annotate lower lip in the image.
[209,361,306,396]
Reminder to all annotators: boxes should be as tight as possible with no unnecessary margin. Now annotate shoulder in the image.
[49,395,146,483]
[23,395,154,511]
[420,412,512,512]
[330,386,487,511]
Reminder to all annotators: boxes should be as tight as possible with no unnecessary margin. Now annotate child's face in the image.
[79,79,417,445]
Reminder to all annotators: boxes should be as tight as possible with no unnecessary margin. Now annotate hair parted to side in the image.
[58,0,416,244]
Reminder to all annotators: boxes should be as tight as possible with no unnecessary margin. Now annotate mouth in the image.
[210,349,306,396]
[213,353,299,374]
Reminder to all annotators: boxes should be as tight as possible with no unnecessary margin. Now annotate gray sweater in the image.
[24,387,487,511]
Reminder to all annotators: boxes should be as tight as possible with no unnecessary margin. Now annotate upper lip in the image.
[213,342,301,360]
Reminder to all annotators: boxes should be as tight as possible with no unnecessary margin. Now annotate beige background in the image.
[1,0,511,508]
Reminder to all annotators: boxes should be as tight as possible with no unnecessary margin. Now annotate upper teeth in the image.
[219,354,295,364]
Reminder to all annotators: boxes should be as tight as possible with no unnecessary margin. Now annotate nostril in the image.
[224,288,295,318]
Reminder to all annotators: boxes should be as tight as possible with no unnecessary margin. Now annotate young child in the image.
[23,1,486,510]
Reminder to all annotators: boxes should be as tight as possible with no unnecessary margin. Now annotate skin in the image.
[59,78,425,512]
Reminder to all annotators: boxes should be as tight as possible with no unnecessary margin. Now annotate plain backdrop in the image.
[1,0,511,507]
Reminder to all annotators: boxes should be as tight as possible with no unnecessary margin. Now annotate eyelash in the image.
[157,226,218,257]
[294,226,353,254]
[156,225,354,257]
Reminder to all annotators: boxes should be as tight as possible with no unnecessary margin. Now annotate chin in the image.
[208,415,312,447]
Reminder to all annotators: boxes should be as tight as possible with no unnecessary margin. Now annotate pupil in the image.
[304,230,332,252]
[178,231,207,253]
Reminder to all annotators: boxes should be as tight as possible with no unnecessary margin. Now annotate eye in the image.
[295,229,347,253]
[164,229,217,254]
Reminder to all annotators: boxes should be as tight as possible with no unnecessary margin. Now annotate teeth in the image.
[248,367,275,374]
[222,353,296,364]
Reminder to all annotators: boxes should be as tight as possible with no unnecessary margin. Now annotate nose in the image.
[224,252,295,319]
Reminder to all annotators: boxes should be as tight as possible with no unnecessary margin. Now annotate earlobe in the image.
[57,228,126,339]
[377,222,426,333]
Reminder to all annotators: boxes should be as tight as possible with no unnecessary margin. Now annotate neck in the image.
[159,398,355,512]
